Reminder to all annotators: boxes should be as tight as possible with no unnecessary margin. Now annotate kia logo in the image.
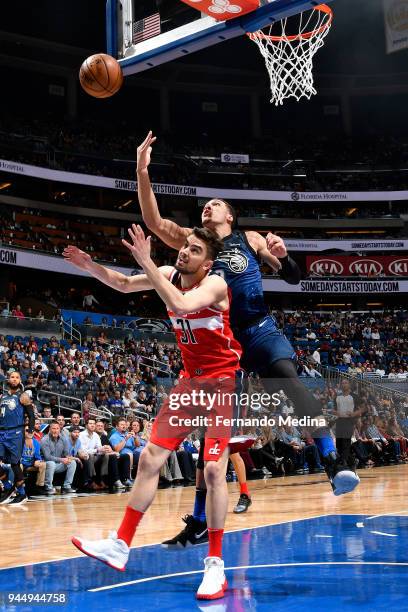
[310,259,344,275]
[389,258,408,276]
[349,259,383,276]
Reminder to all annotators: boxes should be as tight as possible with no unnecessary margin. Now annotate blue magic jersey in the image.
[0,392,25,429]
[210,230,268,329]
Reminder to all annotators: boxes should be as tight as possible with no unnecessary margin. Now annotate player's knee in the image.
[204,461,223,487]
[139,444,166,474]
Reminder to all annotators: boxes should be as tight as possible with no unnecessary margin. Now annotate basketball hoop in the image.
[247,4,333,106]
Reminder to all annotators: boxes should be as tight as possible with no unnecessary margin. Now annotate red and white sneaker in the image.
[196,557,228,600]
[71,530,129,571]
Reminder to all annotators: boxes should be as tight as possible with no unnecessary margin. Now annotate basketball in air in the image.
[79,53,123,98]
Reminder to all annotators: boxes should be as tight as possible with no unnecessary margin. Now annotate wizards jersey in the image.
[167,270,242,377]
[209,230,269,330]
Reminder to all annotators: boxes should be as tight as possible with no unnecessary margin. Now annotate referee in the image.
[0,371,35,505]
[335,379,365,467]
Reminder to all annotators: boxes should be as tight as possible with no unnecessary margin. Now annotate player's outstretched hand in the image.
[63,245,93,270]
[137,131,157,172]
[266,232,287,259]
[122,224,152,266]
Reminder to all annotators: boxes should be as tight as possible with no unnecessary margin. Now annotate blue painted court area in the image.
[2,514,408,611]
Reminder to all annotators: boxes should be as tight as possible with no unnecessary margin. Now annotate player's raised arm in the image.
[137,131,192,250]
[246,231,301,285]
[62,245,166,293]
[123,224,227,315]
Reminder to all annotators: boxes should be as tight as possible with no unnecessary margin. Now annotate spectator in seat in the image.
[42,406,53,420]
[21,425,47,493]
[387,415,408,460]
[129,419,146,469]
[64,412,84,434]
[1,305,10,317]
[142,366,156,386]
[33,418,46,441]
[376,417,401,462]
[176,438,196,483]
[274,425,300,473]
[116,369,127,388]
[76,373,88,389]
[88,367,100,383]
[156,384,168,410]
[20,359,32,383]
[136,388,154,414]
[95,420,127,490]
[78,417,115,490]
[285,423,323,473]
[34,354,48,374]
[82,392,97,421]
[364,416,390,463]
[249,429,285,476]
[41,421,77,494]
[109,417,138,484]
[56,415,68,437]
[107,389,124,415]
[48,396,59,417]
[312,348,321,365]
[83,291,99,310]
[122,390,134,410]
[351,418,375,467]
[67,425,88,486]
[66,425,105,490]
[12,305,25,319]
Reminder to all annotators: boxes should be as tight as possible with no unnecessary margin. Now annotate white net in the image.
[248,4,333,106]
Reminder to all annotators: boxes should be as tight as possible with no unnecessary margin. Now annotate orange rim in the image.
[247,4,333,43]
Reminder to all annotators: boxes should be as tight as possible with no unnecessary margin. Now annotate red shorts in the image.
[150,370,250,461]
[150,434,255,462]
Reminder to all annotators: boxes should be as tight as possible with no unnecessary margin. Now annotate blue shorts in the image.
[0,429,24,464]
[235,315,296,374]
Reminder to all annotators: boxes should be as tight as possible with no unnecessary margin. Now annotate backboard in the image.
[106,0,334,76]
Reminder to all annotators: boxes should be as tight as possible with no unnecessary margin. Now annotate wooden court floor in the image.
[2,465,408,570]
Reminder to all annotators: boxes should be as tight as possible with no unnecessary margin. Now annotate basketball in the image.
[79,53,123,98]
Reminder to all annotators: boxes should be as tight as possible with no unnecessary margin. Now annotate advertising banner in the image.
[0,246,133,277]
[306,255,408,276]
[384,0,408,54]
[2,158,408,202]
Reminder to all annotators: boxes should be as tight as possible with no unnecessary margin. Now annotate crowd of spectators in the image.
[235,202,404,220]
[0,204,132,265]
[1,308,408,378]
[1,202,405,286]
[19,411,198,496]
[1,312,408,499]
[0,335,181,407]
[2,114,408,192]
[275,310,408,378]
[0,333,198,495]
[246,375,408,477]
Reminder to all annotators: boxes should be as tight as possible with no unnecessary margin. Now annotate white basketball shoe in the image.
[196,556,228,600]
[71,530,129,571]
